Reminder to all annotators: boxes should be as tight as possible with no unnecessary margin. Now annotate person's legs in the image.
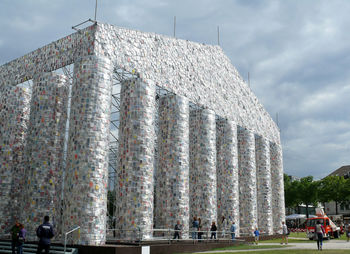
[281,235,284,244]
[17,242,23,254]
[44,244,50,254]
[192,229,196,239]
[319,233,323,250]
[11,240,16,254]
[37,244,44,254]
[317,236,320,250]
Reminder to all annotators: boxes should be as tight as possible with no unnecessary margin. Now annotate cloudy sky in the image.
[1,0,349,179]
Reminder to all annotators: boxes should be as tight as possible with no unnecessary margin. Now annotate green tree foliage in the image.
[319,175,350,214]
[284,174,350,216]
[296,176,319,218]
[284,174,300,208]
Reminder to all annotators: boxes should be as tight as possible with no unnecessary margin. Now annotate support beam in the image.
[255,136,273,235]
[0,86,31,232]
[117,77,156,240]
[238,127,257,235]
[64,55,113,245]
[216,119,239,234]
[271,142,285,234]
[155,94,190,238]
[24,72,68,238]
[189,108,217,231]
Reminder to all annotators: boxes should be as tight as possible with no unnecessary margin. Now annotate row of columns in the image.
[0,56,284,245]
[117,77,285,240]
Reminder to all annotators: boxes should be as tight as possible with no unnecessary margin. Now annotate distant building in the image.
[324,165,350,223]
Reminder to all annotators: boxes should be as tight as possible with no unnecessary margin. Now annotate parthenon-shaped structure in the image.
[0,22,285,245]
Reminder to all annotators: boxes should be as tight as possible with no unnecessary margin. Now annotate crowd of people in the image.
[185,216,237,241]
[173,216,290,245]
[9,215,54,254]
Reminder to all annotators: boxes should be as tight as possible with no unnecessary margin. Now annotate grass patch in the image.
[288,232,308,238]
[338,233,348,241]
[212,243,287,250]
[200,250,350,254]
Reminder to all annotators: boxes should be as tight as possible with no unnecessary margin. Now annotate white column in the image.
[189,108,217,230]
[0,86,31,232]
[24,72,68,237]
[216,119,239,234]
[238,127,257,235]
[155,94,190,238]
[271,142,285,233]
[255,136,273,235]
[117,78,156,240]
[64,55,113,245]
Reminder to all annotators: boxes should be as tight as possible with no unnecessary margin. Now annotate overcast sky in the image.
[1,0,349,179]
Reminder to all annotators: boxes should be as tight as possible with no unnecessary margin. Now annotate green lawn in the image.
[212,243,287,251]
[288,232,308,238]
[201,250,350,254]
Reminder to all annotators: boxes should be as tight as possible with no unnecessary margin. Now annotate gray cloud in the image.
[1,0,349,178]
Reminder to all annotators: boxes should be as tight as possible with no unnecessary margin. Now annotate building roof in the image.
[0,22,281,143]
[328,165,350,178]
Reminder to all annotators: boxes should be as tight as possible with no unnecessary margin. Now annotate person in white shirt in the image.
[281,221,288,245]
[315,220,325,251]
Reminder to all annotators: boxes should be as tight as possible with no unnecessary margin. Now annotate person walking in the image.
[17,224,27,254]
[254,228,260,245]
[10,221,20,254]
[210,222,217,240]
[346,223,350,242]
[315,220,325,251]
[281,221,288,245]
[191,217,199,240]
[230,221,236,242]
[173,220,181,240]
[36,216,54,254]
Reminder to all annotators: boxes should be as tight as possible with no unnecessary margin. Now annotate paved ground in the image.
[194,240,350,253]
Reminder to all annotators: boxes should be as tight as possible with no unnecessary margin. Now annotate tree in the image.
[319,175,350,214]
[296,176,319,218]
[284,174,300,209]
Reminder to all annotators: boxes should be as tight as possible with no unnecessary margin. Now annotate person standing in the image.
[17,224,27,254]
[173,220,182,240]
[346,223,350,242]
[197,218,203,241]
[230,221,236,242]
[210,222,217,240]
[10,221,20,254]
[254,228,260,245]
[220,216,227,238]
[315,220,325,251]
[191,217,199,240]
[36,216,54,254]
[281,221,288,245]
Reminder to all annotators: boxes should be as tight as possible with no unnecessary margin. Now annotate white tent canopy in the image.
[286,214,306,220]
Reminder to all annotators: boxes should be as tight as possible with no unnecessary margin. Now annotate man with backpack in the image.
[36,216,54,254]
[10,221,20,254]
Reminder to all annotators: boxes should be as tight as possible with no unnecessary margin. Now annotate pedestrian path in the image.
[194,240,350,253]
